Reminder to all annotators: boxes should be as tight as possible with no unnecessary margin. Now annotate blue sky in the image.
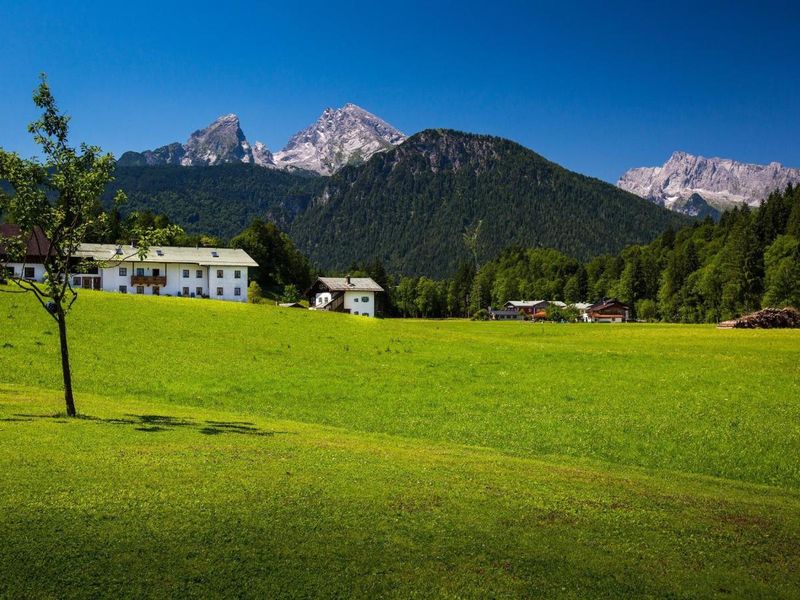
[1,0,798,182]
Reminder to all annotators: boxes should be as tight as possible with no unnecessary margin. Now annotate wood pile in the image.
[717,307,800,329]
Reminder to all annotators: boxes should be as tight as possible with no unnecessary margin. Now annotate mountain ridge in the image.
[117,104,405,175]
[618,151,800,214]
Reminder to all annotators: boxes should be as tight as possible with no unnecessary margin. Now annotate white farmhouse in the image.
[306,276,384,317]
[71,244,258,302]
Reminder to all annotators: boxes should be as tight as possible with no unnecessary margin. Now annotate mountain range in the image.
[110,129,689,276]
[117,104,405,175]
[618,151,800,216]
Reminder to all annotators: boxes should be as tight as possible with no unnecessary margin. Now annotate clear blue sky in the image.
[1,0,798,182]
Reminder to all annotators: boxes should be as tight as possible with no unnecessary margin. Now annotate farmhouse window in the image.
[234,270,241,279]
[183,269,190,278]
[196,270,202,278]
[234,287,241,297]
[136,268,145,276]
[119,285,127,293]
[136,286,144,294]
[73,277,82,286]
[153,287,160,296]
[196,287,203,296]
[182,287,190,296]
[23,267,35,279]
[217,287,223,296]
[354,297,359,302]
[119,267,127,276]
[217,270,223,278]
[362,296,369,302]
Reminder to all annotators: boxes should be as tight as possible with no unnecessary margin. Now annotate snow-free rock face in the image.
[618,151,800,213]
[251,141,276,168]
[119,104,403,174]
[181,114,255,166]
[273,103,406,175]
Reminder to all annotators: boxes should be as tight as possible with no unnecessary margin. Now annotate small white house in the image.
[306,276,384,317]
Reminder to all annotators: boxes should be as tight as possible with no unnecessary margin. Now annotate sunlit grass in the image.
[1,289,799,597]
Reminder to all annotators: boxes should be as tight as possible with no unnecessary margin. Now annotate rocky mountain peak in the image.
[181,114,253,166]
[618,151,800,214]
[273,103,406,175]
[118,103,404,174]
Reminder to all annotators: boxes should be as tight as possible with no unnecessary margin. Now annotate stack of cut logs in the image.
[718,307,800,329]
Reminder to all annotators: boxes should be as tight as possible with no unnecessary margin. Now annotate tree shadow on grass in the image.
[7,412,290,438]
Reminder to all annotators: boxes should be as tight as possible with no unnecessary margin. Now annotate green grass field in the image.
[1,290,799,598]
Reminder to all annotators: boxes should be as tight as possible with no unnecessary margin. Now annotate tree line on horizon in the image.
[79,182,800,322]
[365,184,800,321]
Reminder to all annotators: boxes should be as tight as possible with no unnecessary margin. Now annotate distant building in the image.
[0,224,51,282]
[587,299,630,323]
[572,302,593,322]
[504,300,548,316]
[488,307,524,320]
[503,300,568,321]
[306,276,384,317]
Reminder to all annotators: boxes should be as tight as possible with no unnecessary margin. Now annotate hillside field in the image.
[1,289,799,598]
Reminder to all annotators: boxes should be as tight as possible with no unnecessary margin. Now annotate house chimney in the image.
[345,274,351,285]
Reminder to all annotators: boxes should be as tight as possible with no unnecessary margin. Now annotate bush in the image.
[248,281,265,304]
[546,305,579,322]
[471,309,490,321]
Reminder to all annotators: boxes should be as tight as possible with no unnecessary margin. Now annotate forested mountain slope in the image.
[290,130,690,277]
[104,130,689,277]
[104,164,324,240]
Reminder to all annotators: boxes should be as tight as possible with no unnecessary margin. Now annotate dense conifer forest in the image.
[378,184,800,321]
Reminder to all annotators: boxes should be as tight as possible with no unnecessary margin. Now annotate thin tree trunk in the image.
[57,310,77,417]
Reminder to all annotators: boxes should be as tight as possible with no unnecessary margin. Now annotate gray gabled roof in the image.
[75,244,258,267]
[315,277,384,292]
[505,300,547,308]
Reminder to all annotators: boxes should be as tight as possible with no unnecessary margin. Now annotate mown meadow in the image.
[1,289,799,597]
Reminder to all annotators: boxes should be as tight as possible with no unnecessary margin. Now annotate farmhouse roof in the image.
[314,277,384,292]
[589,298,630,312]
[0,225,53,260]
[505,300,546,308]
[75,243,258,267]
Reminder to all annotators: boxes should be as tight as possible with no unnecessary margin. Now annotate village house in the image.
[573,302,593,322]
[503,300,569,320]
[1,229,258,303]
[488,307,524,320]
[306,276,384,317]
[587,298,630,323]
[503,300,548,317]
[0,225,51,282]
[73,244,258,302]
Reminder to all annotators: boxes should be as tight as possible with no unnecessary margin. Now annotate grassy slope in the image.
[1,290,800,597]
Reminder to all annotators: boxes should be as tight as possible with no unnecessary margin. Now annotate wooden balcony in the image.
[131,275,167,286]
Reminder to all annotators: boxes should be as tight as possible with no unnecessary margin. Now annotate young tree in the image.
[0,76,162,416]
[281,283,300,303]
